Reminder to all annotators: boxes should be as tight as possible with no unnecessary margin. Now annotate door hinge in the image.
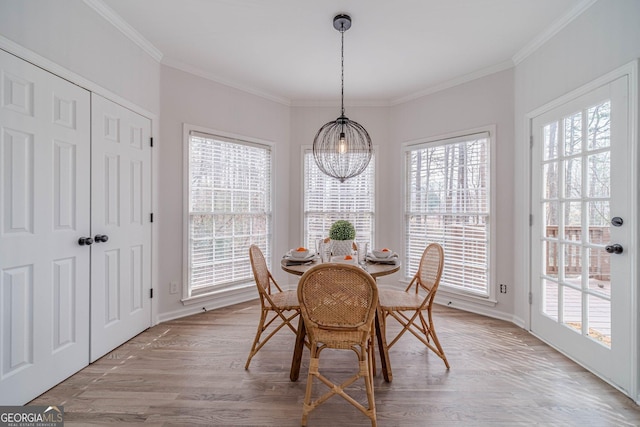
[150,137,154,147]
[528,292,532,304]
[529,214,533,226]
[530,135,533,149]
[150,213,154,223]
[150,288,154,299]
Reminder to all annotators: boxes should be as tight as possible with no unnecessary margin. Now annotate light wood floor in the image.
[31,301,640,426]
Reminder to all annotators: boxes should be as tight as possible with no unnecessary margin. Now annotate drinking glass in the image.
[319,241,331,263]
[356,241,368,266]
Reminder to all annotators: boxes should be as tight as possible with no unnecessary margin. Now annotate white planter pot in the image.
[330,240,354,256]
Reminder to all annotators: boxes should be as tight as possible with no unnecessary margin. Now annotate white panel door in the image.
[530,76,632,393]
[90,94,151,362]
[0,49,91,404]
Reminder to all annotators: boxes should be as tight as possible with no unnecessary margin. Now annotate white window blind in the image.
[405,132,491,296]
[303,149,375,249]
[187,131,272,297]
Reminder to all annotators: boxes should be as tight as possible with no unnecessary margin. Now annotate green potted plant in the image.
[329,220,356,256]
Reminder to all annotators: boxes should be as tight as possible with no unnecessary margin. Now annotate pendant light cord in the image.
[340,24,345,117]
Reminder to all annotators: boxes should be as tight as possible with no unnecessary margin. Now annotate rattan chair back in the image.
[297,263,379,426]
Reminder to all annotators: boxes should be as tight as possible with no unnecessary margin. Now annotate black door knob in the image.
[78,237,93,246]
[94,234,109,243]
[605,244,623,254]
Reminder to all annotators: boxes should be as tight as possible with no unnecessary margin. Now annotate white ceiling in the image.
[98,0,590,105]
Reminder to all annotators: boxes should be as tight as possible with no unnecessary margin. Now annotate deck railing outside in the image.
[545,226,610,280]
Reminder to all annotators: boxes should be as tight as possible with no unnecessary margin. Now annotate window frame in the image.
[402,126,496,301]
[182,124,274,303]
[301,145,377,251]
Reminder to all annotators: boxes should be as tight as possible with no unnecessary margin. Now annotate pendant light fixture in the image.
[313,14,372,183]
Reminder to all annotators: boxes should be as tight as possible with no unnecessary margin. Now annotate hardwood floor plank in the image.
[29,301,640,426]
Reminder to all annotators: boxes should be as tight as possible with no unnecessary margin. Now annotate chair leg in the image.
[368,328,376,377]
[301,345,319,427]
[245,307,268,369]
[246,308,299,370]
[424,310,450,369]
[384,309,450,370]
[301,343,377,426]
[386,309,422,349]
[361,350,377,427]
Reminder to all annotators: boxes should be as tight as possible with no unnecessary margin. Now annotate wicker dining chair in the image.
[378,242,450,369]
[245,244,300,370]
[297,263,379,427]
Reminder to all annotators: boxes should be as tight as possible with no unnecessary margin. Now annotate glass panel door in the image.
[530,76,632,394]
[540,101,612,344]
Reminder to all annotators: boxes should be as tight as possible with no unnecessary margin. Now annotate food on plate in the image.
[291,247,310,258]
[372,248,393,258]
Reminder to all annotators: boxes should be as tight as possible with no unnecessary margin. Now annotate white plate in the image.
[285,252,316,262]
[366,252,398,262]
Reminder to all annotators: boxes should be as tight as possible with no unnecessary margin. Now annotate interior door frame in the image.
[525,60,639,403]
[0,38,159,326]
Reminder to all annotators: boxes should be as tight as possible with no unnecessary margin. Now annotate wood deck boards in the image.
[30,301,640,426]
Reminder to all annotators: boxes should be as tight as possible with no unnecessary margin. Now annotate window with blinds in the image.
[405,131,491,296]
[187,131,272,297]
[303,149,375,249]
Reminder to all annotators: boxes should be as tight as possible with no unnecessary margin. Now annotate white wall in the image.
[158,65,291,320]
[391,69,516,320]
[513,0,640,325]
[0,0,159,114]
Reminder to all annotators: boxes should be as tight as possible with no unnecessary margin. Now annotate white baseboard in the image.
[434,295,525,327]
[155,288,258,324]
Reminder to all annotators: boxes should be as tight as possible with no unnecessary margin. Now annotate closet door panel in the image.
[90,94,151,362]
[0,49,90,405]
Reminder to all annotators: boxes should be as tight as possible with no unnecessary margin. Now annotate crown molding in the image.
[0,35,156,119]
[290,99,391,108]
[512,0,598,65]
[82,0,163,62]
[81,0,598,107]
[389,60,514,106]
[162,58,291,106]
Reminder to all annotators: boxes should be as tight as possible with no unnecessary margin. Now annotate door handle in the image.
[78,237,93,246]
[605,244,623,254]
[611,217,623,227]
[94,234,109,243]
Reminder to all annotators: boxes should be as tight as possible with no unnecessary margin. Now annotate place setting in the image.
[283,246,318,266]
[366,247,399,265]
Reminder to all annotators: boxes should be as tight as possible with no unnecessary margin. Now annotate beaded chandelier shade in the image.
[312,14,372,183]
